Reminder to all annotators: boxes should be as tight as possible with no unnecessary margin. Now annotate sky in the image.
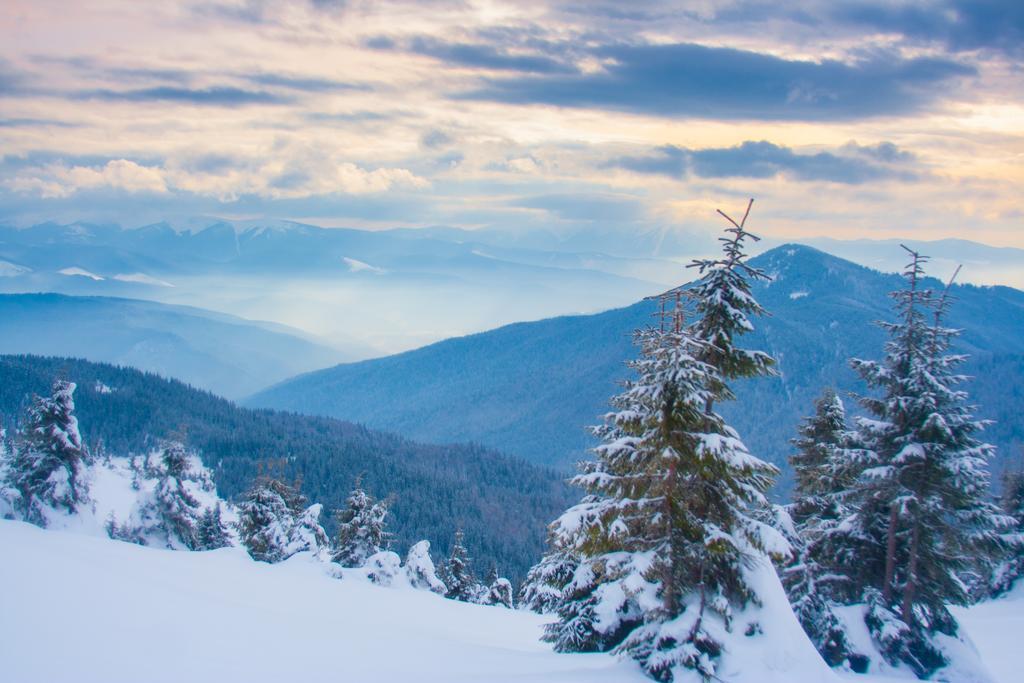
[0,0,1022,246]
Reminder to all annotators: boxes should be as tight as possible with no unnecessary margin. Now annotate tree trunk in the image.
[901,522,920,623]
[882,504,899,604]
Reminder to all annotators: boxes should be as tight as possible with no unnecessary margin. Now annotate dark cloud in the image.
[430,151,464,170]
[368,35,575,74]
[558,1,1023,58]
[0,118,79,128]
[243,73,368,93]
[511,193,644,222]
[176,153,240,174]
[193,0,269,24]
[74,86,291,106]
[421,129,453,149]
[460,42,974,121]
[609,140,919,184]
[33,56,195,84]
[0,58,30,95]
[832,0,1024,56]
[304,110,397,123]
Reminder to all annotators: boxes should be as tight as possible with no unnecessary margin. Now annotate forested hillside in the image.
[0,355,574,581]
[250,244,1024,492]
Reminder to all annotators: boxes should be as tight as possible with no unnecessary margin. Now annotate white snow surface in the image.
[0,519,643,683]
[953,583,1024,683]
[0,518,1019,682]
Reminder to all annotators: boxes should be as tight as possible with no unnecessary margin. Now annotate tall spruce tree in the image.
[332,483,389,567]
[6,379,89,525]
[831,250,1006,677]
[991,457,1024,596]
[542,202,790,682]
[440,529,480,602]
[783,389,863,668]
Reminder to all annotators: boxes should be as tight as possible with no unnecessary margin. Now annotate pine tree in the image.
[150,440,202,549]
[543,202,790,681]
[782,389,864,669]
[236,475,323,563]
[440,530,480,602]
[519,546,578,614]
[405,540,446,594]
[291,502,330,559]
[483,577,514,609]
[991,458,1024,595]
[5,379,89,525]
[831,250,1007,677]
[332,483,389,567]
[485,561,499,588]
[196,503,232,550]
[0,427,13,519]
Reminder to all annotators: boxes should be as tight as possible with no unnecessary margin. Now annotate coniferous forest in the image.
[0,354,574,583]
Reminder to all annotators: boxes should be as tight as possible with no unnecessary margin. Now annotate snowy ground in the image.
[0,519,1019,683]
[0,521,642,683]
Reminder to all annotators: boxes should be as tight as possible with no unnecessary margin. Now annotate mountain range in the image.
[0,293,346,399]
[248,244,1024,493]
[3,219,1021,356]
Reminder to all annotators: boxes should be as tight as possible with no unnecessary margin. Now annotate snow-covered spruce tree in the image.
[545,202,790,681]
[196,502,232,550]
[485,561,499,588]
[332,483,389,567]
[440,530,481,602]
[519,545,578,614]
[991,460,1024,596]
[364,550,402,586]
[5,379,89,526]
[782,389,864,669]
[405,540,447,594]
[237,475,327,563]
[149,440,202,549]
[291,502,330,559]
[833,251,1007,677]
[483,577,515,609]
[0,427,12,519]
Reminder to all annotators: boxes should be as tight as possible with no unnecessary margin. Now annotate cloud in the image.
[304,110,398,124]
[511,193,644,222]
[74,86,291,106]
[0,118,78,128]
[421,129,453,149]
[243,73,368,93]
[0,58,30,95]
[369,35,575,74]
[832,0,1024,56]
[4,160,168,198]
[460,42,974,120]
[609,140,919,184]
[3,152,428,202]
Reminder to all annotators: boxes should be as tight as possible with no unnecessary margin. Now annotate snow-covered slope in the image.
[2,518,1019,683]
[953,585,1024,683]
[0,520,644,683]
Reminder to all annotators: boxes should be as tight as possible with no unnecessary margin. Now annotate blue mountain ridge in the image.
[0,293,347,400]
[247,244,1024,494]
